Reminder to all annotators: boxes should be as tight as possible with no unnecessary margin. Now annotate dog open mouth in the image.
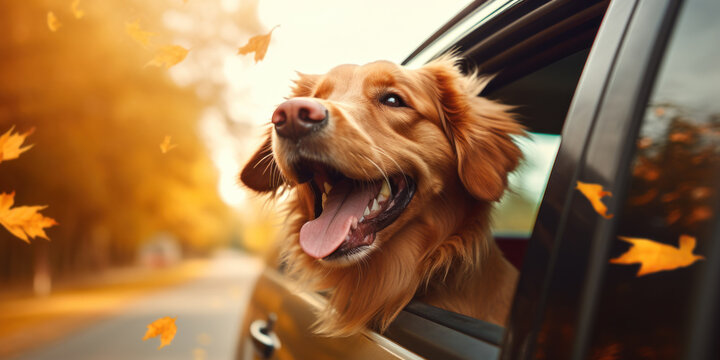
[295,161,416,260]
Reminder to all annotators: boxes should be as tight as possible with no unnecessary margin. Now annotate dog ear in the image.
[240,131,284,193]
[290,72,320,98]
[421,56,524,201]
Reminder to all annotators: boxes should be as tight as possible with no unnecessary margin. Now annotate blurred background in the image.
[0,0,470,358]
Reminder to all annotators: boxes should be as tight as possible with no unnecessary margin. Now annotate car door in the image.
[502,0,720,359]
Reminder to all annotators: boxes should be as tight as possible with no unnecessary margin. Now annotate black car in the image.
[237,0,720,359]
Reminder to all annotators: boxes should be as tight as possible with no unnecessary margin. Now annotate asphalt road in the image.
[12,250,263,360]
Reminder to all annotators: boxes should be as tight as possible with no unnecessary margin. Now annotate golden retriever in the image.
[240,55,523,336]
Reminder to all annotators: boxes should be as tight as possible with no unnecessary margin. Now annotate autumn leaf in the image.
[159,135,178,154]
[126,20,156,48]
[610,235,704,276]
[0,192,58,243]
[71,0,85,19]
[576,181,614,219]
[0,126,35,163]
[237,25,279,63]
[146,45,189,69]
[47,12,61,32]
[143,316,177,349]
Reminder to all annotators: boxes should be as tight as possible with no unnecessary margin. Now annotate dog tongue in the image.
[299,179,376,259]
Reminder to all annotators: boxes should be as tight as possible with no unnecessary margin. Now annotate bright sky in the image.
[190,0,472,207]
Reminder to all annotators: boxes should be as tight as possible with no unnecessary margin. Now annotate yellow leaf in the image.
[71,0,85,19]
[0,126,35,163]
[146,45,189,69]
[0,192,58,243]
[143,316,177,349]
[125,20,156,48]
[610,235,704,276]
[576,181,613,219]
[237,25,279,63]
[47,12,61,32]
[159,135,178,154]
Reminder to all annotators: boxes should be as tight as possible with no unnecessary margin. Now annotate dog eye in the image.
[379,93,406,108]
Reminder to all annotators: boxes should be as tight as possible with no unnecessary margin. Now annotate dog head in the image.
[240,55,523,334]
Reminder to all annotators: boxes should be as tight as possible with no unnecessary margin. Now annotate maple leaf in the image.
[159,135,178,154]
[576,181,614,219]
[237,25,279,63]
[146,45,190,69]
[143,316,177,349]
[610,235,704,276]
[0,192,58,243]
[125,20,156,48]
[47,12,61,32]
[0,126,35,163]
[71,0,85,19]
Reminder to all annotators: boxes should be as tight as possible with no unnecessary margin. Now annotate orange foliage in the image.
[47,11,61,32]
[0,126,34,163]
[159,135,178,154]
[576,181,614,219]
[71,0,85,19]
[237,25,279,63]
[125,20,156,48]
[610,235,704,276]
[142,316,177,349]
[146,45,189,69]
[0,192,58,243]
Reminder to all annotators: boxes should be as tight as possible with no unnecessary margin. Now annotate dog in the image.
[240,55,523,336]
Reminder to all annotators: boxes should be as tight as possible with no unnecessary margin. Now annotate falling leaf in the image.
[0,126,35,163]
[47,12,61,32]
[237,25,279,63]
[126,20,156,47]
[143,316,177,349]
[610,235,704,276]
[576,181,614,219]
[146,45,189,69]
[70,0,85,19]
[0,192,58,243]
[159,135,178,154]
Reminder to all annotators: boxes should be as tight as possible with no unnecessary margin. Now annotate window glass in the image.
[588,0,720,357]
[493,133,560,237]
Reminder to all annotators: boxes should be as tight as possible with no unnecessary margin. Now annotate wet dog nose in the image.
[272,99,328,140]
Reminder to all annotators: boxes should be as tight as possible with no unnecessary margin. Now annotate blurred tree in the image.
[0,0,249,287]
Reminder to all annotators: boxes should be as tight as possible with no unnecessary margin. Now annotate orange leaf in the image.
[146,45,189,69]
[125,20,156,48]
[47,12,61,32]
[0,192,58,243]
[0,126,35,163]
[610,235,704,276]
[71,0,85,19]
[159,135,178,154]
[237,25,279,63]
[576,181,613,219]
[143,316,177,349]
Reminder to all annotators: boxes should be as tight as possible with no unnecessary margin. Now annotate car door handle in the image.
[250,313,281,358]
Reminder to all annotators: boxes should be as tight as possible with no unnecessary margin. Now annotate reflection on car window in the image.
[493,133,560,237]
[588,0,720,357]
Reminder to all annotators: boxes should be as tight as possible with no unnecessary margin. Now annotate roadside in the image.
[0,256,211,358]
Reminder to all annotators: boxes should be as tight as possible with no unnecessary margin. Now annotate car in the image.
[235,0,720,359]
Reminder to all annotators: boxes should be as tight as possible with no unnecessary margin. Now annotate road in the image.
[11,251,263,360]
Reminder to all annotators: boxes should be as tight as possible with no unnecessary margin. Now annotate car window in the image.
[587,0,720,357]
[486,50,591,239]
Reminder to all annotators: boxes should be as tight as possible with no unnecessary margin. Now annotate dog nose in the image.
[272,99,328,140]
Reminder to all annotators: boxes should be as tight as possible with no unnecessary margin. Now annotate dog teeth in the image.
[322,193,327,209]
[351,217,358,230]
[363,206,370,216]
[377,193,387,203]
[359,215,364,222]
[380,181,391,198]
[371,198,380,212]
[324,182,332,194]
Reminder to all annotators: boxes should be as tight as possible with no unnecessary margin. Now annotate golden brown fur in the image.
[241,55,524,336]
